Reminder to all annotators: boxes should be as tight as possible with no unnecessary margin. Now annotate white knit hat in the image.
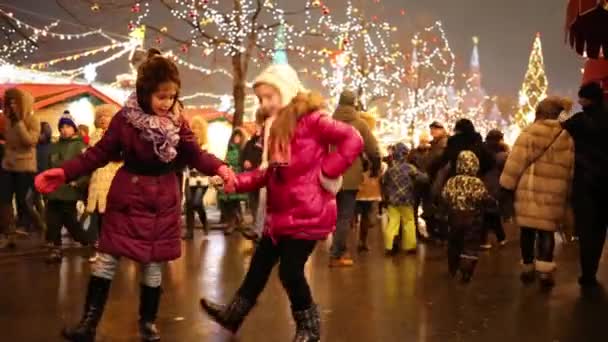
[253,64,305,107]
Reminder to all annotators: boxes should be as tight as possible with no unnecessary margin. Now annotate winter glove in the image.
[35,168,66,194]
[216,165,236,193]
[319,172,342,195]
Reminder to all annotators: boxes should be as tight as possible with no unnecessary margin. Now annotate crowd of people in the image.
[1,45,607,341]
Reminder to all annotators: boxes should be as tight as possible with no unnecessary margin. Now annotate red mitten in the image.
[217,165,236,193]
[35,168,66,194]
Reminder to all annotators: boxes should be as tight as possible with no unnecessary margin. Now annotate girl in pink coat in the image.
[35,49,235,342]
[200,64,363,342]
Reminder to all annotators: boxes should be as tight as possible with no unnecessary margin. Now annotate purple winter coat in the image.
[61,111,223,263]
[235,111,363,242]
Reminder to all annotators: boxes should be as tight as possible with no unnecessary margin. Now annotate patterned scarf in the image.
[123,93,181,163]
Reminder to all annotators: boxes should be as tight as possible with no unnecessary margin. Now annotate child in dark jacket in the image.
[381,143,428,255]
[441,150,495,282]
[45,114,89,263]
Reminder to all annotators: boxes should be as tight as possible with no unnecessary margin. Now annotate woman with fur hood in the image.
[500,96,575,289]
[0,88,40,249]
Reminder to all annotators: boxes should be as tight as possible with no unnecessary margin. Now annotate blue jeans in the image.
[330,190,358,258]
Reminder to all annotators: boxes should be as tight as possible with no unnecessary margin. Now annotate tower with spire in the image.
[272,24,288,65]
[462,36,487,114]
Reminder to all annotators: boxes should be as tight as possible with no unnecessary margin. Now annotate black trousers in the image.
[185,186,208,233]
[520,227,554,265]
[238,236,316,311]
[574,191,608,280]
[0,170,36,231]
[482,212,506,243]
[45,200,87,247]
[355,201,378,245]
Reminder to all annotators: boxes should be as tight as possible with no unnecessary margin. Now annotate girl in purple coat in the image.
[200,64,363,342]
[35,49,235,342]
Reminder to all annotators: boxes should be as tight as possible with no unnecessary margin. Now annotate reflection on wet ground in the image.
[1,228,607,342]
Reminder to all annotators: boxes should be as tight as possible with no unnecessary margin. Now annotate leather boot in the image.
[182,209,194,240]
[139,285,162,341]
[535,260,556,289]
[0,204,16,249]
[200,295,254,333]
[196,207,209,235]
[459,256,478,283]
[292,304,321,342]
[62,276,111,342]
[520,263,536,284]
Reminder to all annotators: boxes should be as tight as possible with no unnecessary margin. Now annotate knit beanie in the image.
[253,64,305,107]
[58,110,77,131]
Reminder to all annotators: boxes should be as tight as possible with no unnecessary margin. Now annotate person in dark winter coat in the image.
[442,151,495,283]
[240,123,264,239]
[330,89,380,267]
[382,143,428,254]
[182,116,210,240]
[423,121,448,242]
[562,82,608,288]
[36,122,53,173]
[35,49,234,342]
[480,129,508,249]
[431,119,494,179]
[219,129,248,234]
[45,114,90,263]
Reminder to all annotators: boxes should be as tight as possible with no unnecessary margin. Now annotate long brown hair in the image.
[269,91,325,157]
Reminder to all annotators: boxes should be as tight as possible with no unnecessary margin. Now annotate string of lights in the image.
[0,8,113,41]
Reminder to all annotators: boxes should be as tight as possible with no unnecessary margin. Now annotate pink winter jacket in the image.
[235,111,363,242]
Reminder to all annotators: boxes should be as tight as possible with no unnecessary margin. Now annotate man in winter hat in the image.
[329,89,380,267]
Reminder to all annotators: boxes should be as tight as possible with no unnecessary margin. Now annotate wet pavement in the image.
[1,225,607,342]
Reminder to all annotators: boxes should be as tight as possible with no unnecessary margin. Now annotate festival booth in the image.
[566,0,608,98]
[0,83,121,136]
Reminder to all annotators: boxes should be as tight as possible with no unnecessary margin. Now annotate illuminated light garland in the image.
[41,41,139,78]
[27,41,136,70]
[297,1,405,109]
[163,51,233,78]
[0,8,113,41]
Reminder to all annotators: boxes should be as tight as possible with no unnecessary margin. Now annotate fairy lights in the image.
[514,34,548,128]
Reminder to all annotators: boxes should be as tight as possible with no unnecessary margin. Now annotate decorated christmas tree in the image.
[514,33,548,128]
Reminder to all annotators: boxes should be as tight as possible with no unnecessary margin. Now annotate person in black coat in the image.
[239,125,263,240]
[562,82,608,288]
[430,119,495,179]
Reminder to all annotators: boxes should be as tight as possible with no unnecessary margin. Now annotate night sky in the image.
[1,0,584,103]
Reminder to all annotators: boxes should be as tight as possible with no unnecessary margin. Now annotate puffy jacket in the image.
[86,129,122,214]
[2,89,40,173]
[234,111,363,242]
[61,107,224,263]
[382,143,427,206]
[47,135,89,202]
[332,104,379,190]
[500,120,574,232]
